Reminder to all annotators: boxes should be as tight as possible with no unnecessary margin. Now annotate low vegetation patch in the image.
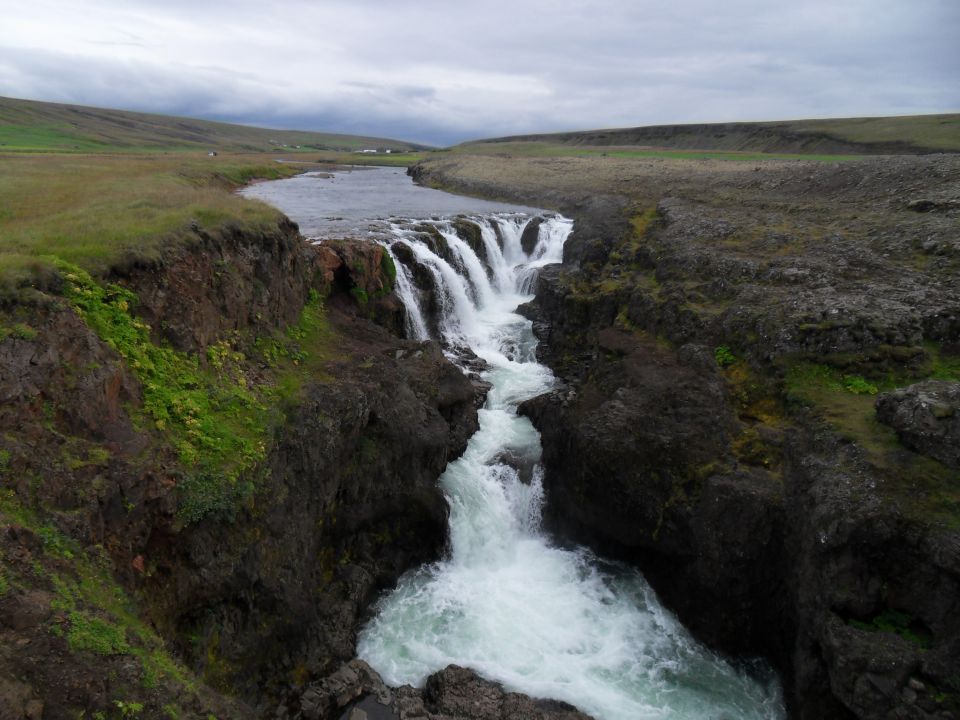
[0,152,301,287]
[714,345,737,368]
[57,264,340,522]
[0,490,195,695]
[59,262,270,523]
[783,359,960,527]
[784,362,897,453]
[849,608,932,647]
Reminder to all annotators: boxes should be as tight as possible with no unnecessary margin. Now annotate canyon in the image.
[0,153,958,720]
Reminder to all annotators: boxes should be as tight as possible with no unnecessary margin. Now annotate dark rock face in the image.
[412,154,960,720]
[519,216,544,255]
[784,428,960,720]
[452,218,488,269]
[876,381,960,468]
[115,218,313,353]
[519,333,790,662]
[161,328,479,702]
[0,220,483,718]
[300,661,594,720]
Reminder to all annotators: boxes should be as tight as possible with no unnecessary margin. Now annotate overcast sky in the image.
[1,0,958,145]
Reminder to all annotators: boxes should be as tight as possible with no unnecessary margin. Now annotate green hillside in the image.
[0,95,429,153]
[467,114,960,155]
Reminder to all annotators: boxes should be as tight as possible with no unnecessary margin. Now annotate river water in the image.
[243,167,785,720]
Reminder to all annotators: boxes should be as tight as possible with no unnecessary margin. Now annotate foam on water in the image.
[358,215,785,720]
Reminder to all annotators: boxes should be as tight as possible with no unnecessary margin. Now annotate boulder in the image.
[520,217,544,256]
[876,380,960,468]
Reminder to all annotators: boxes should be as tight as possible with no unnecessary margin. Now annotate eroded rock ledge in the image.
[0,219,483,718]
[412,154,960,720]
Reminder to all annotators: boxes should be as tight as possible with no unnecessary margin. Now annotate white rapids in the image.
[358,214,785,720]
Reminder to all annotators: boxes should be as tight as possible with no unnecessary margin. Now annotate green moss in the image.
[37,525,80,559]
[114,700,145,718]
[926,342,960,381]
[57,262,269,523]
[843,375,878,395]
[785,362,879,401]
[849,609,931,648]
[0,493,195,693]
[782,361,960,527]
[63,445,111,472]
[784,363,898,451]
[65,610,131,655]
[350,286,370,305]
[379,251,397,289]
[630,206,659,238]
[0,322,37,341]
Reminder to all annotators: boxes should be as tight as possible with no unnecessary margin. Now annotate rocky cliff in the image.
[411,154,960,719]
[0,219,482,718]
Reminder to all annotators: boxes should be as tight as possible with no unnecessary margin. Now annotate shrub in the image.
[714,345,737,367]
[843,374,878,395]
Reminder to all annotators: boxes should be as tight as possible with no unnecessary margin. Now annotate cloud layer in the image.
[2,0,958,145]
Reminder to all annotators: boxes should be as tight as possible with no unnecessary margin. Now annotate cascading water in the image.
[241,169,783,718]
[358,214,785,720]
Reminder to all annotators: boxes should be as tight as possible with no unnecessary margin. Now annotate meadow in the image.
[0,152,305,289]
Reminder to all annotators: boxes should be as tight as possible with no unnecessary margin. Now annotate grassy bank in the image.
[307,149,440,167]
[0,152,309,287]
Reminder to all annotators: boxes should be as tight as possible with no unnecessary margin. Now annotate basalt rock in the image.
[114,218,312,353]
[519,333,788,660]
[300,661,594,720]
[876,380,960,468]
[519,216,544,255]
[0,218,484,718]
[414,153,960,719]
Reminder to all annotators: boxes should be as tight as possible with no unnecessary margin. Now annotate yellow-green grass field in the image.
[0,152,309,289]
[449,141,865,163]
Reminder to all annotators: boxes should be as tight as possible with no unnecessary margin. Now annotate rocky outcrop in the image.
[157,328,478,702]
[0,219,481,718]
[519,334,789,661]
[413,153,960,720]
[114,218,313,353]
[519,217,544,255]
[876,381,960,468]
[299,660,593,720]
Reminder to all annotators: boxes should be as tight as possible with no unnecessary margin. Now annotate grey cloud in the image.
[1,0,958,144]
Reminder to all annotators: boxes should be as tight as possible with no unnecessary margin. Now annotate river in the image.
[242,166,785,720]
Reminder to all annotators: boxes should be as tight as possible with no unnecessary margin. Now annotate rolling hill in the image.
[466,114,960,155]
[0,95,430,153]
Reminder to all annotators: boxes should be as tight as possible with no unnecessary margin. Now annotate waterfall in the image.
[438,226,496,310]
[380,242,429,341]
[478,221,513,293]
[359,212,785,720]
